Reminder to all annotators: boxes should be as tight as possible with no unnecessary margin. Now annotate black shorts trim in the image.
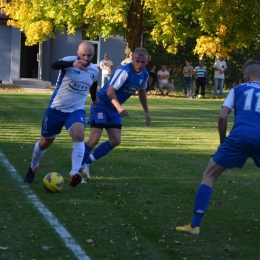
[90,122,122,130]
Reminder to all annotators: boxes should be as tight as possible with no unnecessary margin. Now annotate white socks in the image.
[70,142,85,175]
[31,140,85,176]
[31,140,46,170]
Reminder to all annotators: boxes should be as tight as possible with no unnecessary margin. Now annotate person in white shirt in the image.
[213,57,227,97]
[100,53,114,87]
[157,65,174,95]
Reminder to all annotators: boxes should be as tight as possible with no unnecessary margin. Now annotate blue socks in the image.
[82,142,93,165]
[191,184,212,228]
[86,141,114,165]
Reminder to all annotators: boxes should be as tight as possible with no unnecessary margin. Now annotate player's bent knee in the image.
[70,131,85,142]
[109,138,121,147]
[39,137,55,150]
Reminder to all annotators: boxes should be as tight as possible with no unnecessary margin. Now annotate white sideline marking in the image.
[0,150,91,260]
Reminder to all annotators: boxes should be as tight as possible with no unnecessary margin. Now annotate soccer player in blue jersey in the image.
[24,41,99,187]
[79,47,151,179]
[176,60,260,234]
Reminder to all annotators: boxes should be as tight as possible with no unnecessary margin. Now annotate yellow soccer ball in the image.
[43,172,64,193]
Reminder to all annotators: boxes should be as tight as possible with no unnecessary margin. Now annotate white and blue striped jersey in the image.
[223,81,260,141]
[49,56,99,113]
[96,62,149,112]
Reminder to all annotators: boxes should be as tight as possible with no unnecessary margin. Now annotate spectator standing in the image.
[121,52,133,65]
[100,53,114,87]
[157,65,174,95]
[213,56,227,98]
[183,59,194,96]
[146,55,157,91]
[194,60,207,97]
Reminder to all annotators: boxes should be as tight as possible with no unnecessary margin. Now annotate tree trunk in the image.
[125,0,144,57]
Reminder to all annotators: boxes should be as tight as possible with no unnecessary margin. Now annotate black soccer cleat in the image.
[69,173,82,187]
[24,165,39,184]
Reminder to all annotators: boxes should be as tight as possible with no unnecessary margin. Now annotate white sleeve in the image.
[110,69,129,90]
[222,88,235,110]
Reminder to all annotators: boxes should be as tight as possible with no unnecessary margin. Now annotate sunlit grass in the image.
[0,91,259,259]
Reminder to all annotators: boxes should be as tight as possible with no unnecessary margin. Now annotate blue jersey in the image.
[96,62,149,114]
[223,81,260,141]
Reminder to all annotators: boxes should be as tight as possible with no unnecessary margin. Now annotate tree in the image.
[147,0,260,58]
[1,0,260,57]
[126,0,144,56]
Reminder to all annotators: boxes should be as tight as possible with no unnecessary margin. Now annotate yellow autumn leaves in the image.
[1,0,260,57]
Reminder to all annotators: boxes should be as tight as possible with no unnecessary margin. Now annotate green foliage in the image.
[144,34,260,90]
[1,0,260,56]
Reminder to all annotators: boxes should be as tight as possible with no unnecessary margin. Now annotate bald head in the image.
[78,41,95,52]
[77,41,95,66]
[243,60,260,82]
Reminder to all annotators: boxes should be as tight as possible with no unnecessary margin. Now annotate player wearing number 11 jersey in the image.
[176,60,260,234]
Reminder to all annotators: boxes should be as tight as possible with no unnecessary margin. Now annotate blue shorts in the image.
[88,109,122,129]
[213,135,260,169]
[41,108,86,137]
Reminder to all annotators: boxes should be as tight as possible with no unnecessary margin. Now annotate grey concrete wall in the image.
[0,25,127,85]
[48,30,86,85]
[99,34,126,69]
[98,34,126,86]
[0,24,12,82]
[42,40,51,81]
[49,30,126,86]
[10,28,21,82]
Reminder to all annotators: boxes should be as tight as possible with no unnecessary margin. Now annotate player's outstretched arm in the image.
[51,60,74,70]
[107,86,129,117]
[51,60,88,70]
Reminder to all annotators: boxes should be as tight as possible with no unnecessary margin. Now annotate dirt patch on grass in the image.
[0,85,24,91]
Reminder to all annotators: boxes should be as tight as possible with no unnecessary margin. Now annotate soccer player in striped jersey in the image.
[24,41,99,187]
